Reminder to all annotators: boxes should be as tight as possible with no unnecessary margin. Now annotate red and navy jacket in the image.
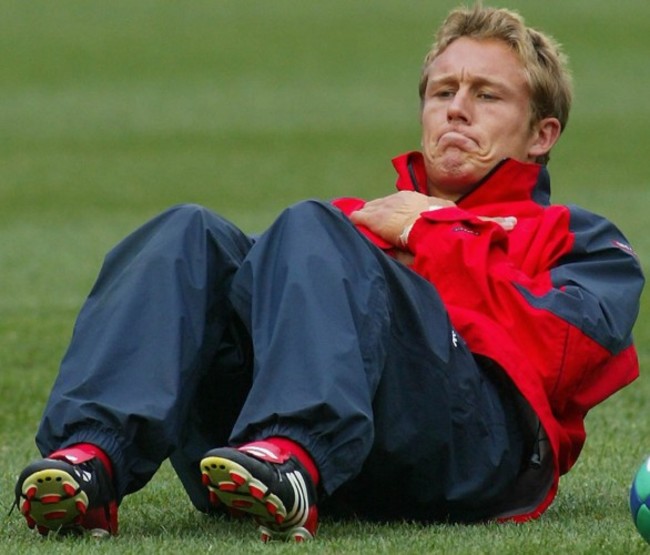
[333,151,644,521]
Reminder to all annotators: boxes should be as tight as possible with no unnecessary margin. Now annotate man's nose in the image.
[447,90,471,123]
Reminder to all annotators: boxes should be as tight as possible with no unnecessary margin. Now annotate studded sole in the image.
[18,468,89,534]
[200,455,315,541]
[201,454,318,541]
[201,456,287,520]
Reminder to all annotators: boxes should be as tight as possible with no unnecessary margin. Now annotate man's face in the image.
[420,37,540,199]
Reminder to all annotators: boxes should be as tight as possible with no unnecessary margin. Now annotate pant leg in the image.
[226,200,390,493]
[36,204,254,500]
[225,200,525,520]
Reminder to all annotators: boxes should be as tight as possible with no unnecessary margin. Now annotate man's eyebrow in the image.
[427,72,512,91]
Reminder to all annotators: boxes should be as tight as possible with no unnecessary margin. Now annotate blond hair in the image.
[419,4,573,164]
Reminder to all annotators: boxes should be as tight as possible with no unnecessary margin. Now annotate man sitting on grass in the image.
[14,3,643,542]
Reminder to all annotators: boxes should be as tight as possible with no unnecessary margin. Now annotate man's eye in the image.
[478,92,497,100]
[433,89,455,98]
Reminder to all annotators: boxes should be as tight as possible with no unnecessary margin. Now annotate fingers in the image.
[477,216,517,230]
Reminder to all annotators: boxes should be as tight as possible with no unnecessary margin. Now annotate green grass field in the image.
[1,1,650,552]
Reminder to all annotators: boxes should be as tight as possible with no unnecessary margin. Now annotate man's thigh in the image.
[330,260,526,521]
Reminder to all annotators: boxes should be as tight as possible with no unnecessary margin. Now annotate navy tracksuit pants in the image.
[36,201,525,522]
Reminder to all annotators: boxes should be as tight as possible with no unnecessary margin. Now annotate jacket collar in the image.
[392,151,551,207]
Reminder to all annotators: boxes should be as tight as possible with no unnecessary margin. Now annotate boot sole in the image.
[200,454,313,541]
[18,466,89,535]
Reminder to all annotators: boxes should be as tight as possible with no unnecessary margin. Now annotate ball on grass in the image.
[630,456,650,543]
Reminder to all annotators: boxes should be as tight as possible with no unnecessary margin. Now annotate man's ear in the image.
[528,117,562,160]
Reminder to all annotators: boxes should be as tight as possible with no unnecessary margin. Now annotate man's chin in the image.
[426,159,487,194]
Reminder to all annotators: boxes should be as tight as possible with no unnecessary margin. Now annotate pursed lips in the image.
[437,130,479,151]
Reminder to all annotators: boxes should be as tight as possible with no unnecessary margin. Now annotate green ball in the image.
[630,457,650,543]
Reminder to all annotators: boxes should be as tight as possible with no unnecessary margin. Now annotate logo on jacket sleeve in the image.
[452,226,480,236]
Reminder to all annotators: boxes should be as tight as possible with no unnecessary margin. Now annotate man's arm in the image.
[348,191,517,256]
[348,191,454,247]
